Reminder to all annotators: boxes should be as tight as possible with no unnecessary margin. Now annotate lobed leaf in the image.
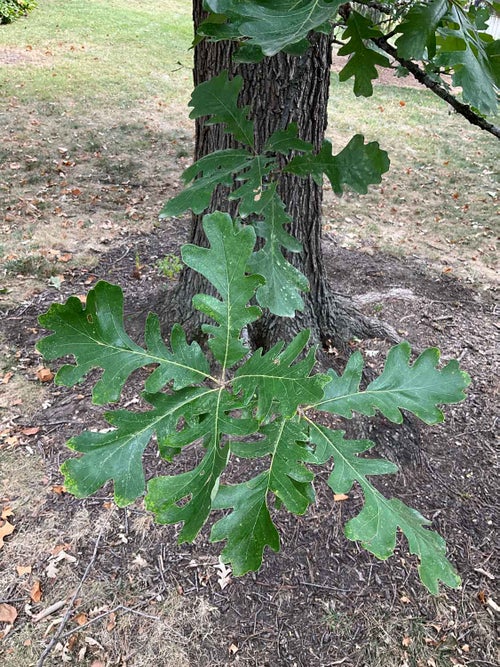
[337,11,391,97]
[229,155,278,217]
[314,342,471,424]
[210,473,280,574]
[309,423,461,593]
[204,0,342,56]
[182,212,264,369]
[37,282,211,405]
[188,70,254,147]
[247,192,309,317]
[436,29,498,115]
[212,418,316,574]
[234,330,328,418]
[146,387,259,541]
[146,435,230,542]
[160,149,253,218]
[263,123,313,155]
[395,0,448,59]
[62,388,214,506]
[286,135,390,195]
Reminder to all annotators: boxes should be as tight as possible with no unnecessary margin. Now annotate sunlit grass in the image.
[0,0,193,107]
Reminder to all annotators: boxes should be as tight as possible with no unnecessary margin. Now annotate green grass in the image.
[0,0,192,106]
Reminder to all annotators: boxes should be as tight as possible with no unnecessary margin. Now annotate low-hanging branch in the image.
[374,37,500,141]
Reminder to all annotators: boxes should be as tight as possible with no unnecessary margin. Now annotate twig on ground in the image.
[32,600,67,623]
[59,601,161,641]
[36,518,108,667]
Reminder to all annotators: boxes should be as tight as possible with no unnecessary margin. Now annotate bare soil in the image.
[0,95,499,665]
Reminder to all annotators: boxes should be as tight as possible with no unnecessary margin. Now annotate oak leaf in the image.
[0,603,18,624]
[30,580,42,603]
[0,518,15,548]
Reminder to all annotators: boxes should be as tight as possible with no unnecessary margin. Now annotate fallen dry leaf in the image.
[2,372,13,384]
[1,507,14,520]
[402,636,412,647]
[73,613,88,626]
[21,427,40,437]
[51,485,66,495]
[0,519,15,548]
[36,368,54,383]
[228,643,239,655]
[16,565,32,576]
[30,580,42,603]
[58,253,73,263]
[333,493,349,502]
[0,603,18,624]
[51,543,71,556]
[106,612,116,632]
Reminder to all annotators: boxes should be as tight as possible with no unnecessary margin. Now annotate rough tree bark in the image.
[161,0,399,352]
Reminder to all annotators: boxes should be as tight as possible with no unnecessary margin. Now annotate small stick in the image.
[59,601,161,640]
[32,600,67,623]
[36,519,108,667]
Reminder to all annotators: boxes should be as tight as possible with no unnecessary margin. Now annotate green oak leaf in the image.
[286,135,390,195]
[247,191,309,317]
[436,30,498,115]
[146,434,230,542]
[160,149,253,218]
[485,38,500,87]
[230,155,277,217]
[264,123,314,155]
[146,386,259,541]
[182,212,264,369]
[62,388,213,506]
[205,0,342,56]
[37,282,211,404]
[188,70,254,147]
[313,342,471,424]
[309,424,461,594]
[234,330,328,418]
[395,0,448,59]
[338,11,390,97]
[231,419,316,513]
[211,418,315,574]
[211,473,280,574]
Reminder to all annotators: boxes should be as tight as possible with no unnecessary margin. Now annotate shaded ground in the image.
[1,212,498,665]
[0,49,499,666]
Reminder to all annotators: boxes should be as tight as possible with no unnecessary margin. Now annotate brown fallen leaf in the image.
[73,612,88,626]
[17,565,32,576]
[0,603,18,624]
[106,612,116,632]
[2,372,13,384]
[51,485,66,495]
[0,519,15,548]
[333,493,349,502]
[30,580,42,603]
[402,636,412,647]
[1,507,14,520]
[36,368,54,383]
[58,253,73,263]
[21,427,40,437]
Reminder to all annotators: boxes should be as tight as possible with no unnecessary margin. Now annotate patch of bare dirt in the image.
[0,46,52,66]
[1,218,498,666]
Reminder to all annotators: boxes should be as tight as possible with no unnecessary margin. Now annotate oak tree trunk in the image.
[162,0,399,353]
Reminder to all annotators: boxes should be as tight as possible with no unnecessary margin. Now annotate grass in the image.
[324,74,499,283]
[0,0,193,106]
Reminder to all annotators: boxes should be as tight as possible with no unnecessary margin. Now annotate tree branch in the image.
[374,37,500,140]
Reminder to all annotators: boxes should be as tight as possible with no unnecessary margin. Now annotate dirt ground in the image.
[0,73,499,666]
